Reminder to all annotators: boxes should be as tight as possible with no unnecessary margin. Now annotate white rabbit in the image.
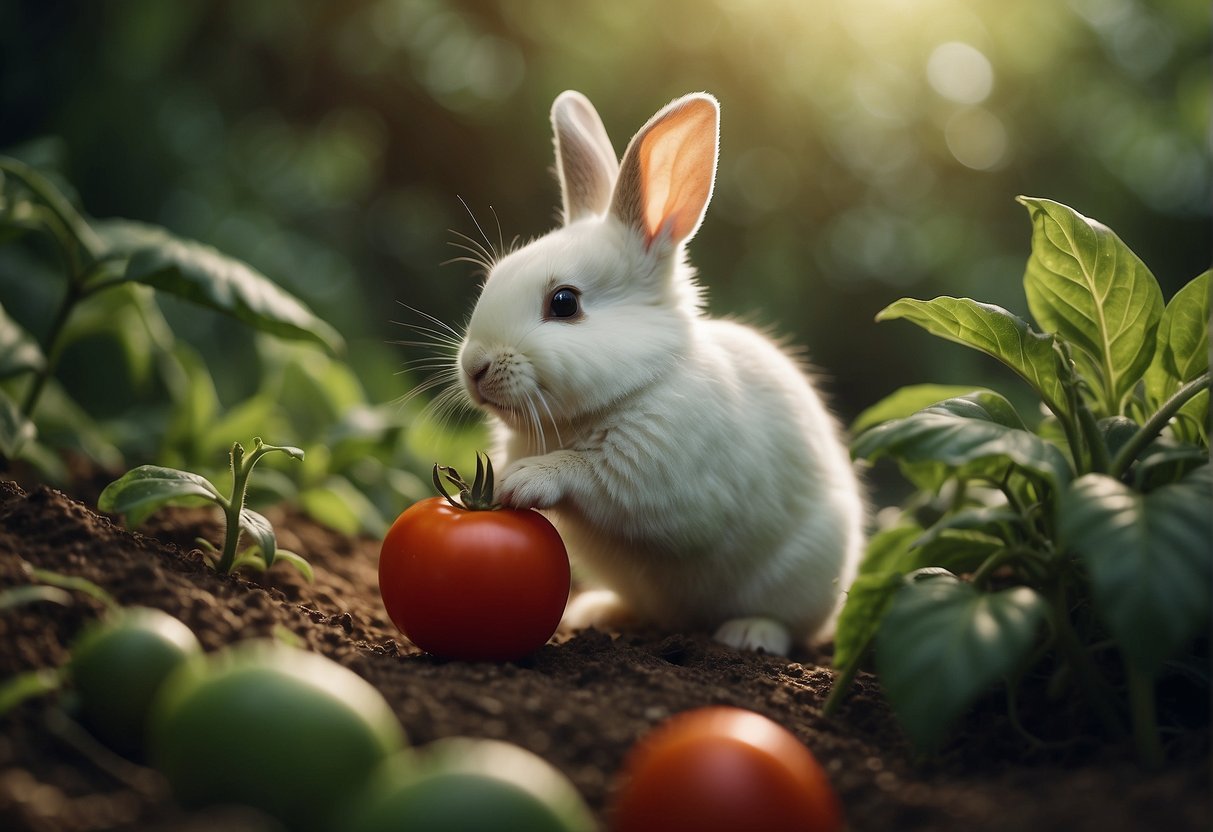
[454,90,865,655]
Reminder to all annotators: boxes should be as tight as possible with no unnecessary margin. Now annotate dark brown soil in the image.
[0,479,1208,831]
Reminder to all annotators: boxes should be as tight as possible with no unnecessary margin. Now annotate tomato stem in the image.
[432,452,502,510]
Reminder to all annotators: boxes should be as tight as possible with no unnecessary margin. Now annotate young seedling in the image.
[830,196,1209,765]
[99,437,313,580]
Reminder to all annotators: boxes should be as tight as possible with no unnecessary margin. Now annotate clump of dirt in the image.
[0,480,1208,831]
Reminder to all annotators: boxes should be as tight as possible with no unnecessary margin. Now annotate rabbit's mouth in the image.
[473,390,516,417]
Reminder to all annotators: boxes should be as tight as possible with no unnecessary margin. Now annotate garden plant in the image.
[1,156,442,538]
[829,196,1210,765]
[0,156,340,462]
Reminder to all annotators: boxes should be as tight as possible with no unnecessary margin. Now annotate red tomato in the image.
[610,706,843,832]
[379,496,570,661]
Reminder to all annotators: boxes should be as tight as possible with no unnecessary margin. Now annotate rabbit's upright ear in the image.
[611,93,719,251]
[552,91,619,224]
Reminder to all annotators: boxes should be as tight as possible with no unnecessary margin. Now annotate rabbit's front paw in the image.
[562,589,636,633]
[498,452,578,510]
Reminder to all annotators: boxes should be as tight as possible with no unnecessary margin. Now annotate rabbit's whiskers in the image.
[389,305,477,438]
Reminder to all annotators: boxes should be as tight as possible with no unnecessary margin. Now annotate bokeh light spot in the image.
[944,107,1008,171]
[927,41,994,104]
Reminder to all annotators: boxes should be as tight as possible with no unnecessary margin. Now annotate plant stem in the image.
[1056,410,1085,476]
[217,442,249,573]
[20,281,81,419]
[823,645,869,717]
[1000,482,1053,553]
[1076,403,1109,474]
[971,547,1016,588]
[1047,578,1125,738]
[16,246,121,423]
[214,438,297,573]
[1126,662,1164,767]
[1052,341,1086,475]
[1110,372,1210,479]
[4,159,122,421]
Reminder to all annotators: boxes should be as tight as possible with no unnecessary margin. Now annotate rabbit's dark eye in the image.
[547,287,581,320]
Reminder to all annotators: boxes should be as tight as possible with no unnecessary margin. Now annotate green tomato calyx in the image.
[432,453,502,511]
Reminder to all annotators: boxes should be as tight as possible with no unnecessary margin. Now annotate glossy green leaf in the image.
[97,465,223,527]
[1158,271,1210,382]
[1061,466,1212,675]
[856,524,924,577]
[852,401,1072,488]
[834,572,905,672]
[1145,271,1210,408]
[239,507,278,568]
[876,296,1069,419]
[851,384,991,436]
[924,390,1027,430]
[120,231,344,355]
[0,302,44,379]
[876,573,1046,749]
[92,218,177,257]
[1018,196,1163,414]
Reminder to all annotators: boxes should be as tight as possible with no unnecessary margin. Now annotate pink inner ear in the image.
[638,100,717,246]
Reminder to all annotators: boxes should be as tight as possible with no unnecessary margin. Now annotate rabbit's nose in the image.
[467,359,492,404]
[468,359,490,385]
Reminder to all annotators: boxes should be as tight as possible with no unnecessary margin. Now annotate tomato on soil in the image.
[347,738,596,832]
[149,641,404,832]
[68,606,201,757]
[378,494,570,661]
[609,706,843,832]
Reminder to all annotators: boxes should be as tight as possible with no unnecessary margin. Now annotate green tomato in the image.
[68,607,202,756]
[149,640,405,832]
[344,738,596,832]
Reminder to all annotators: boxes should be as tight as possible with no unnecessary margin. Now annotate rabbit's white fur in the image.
[455,91,865,654]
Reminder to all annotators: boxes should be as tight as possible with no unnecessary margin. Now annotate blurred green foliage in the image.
[1,0,1208,519]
